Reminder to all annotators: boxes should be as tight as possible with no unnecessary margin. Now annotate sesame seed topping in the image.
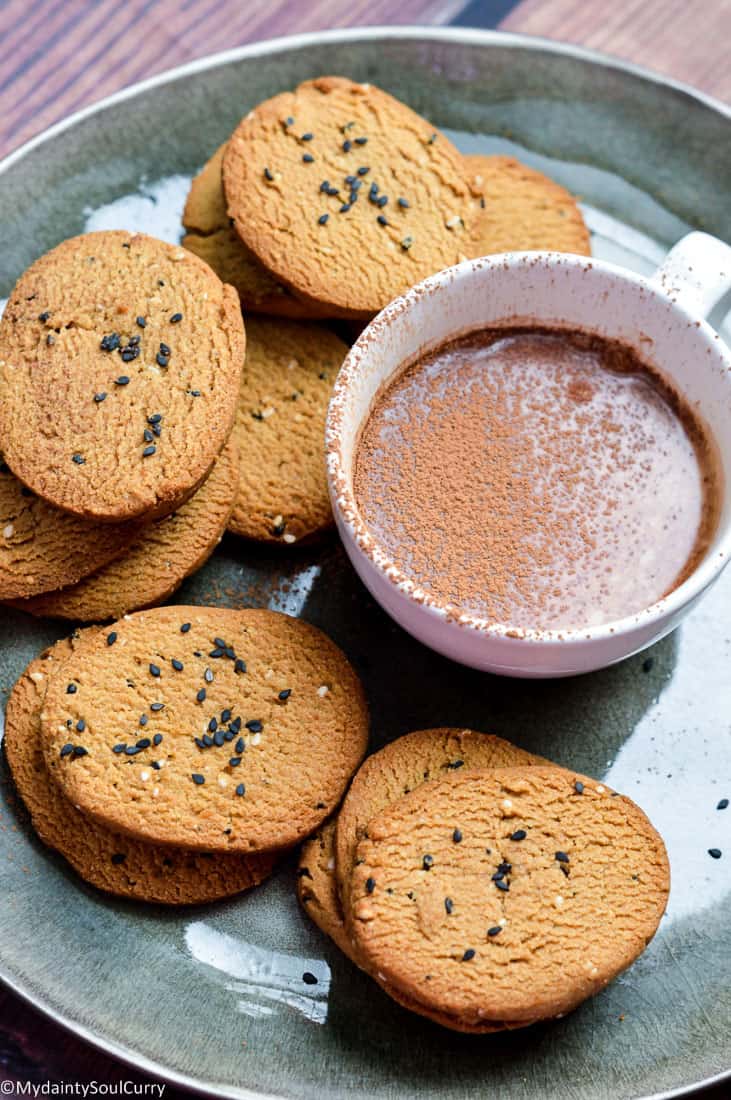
[717,798,728,810]
[170,312,183,323]
[153,734,163,746]
[171,659,183,671]
[555,851,570,863]
[156,352,169,368]
[72,454,85,465]
[149,663,161,677]
[444,897,453,914]
[462,949,475,961]
[452,828,463,843]
[229,756,242,767]
[301,132,313,141]
[397,197,409,207]
[302,153,314,163]
[264,168,274,181]
[204,668,214,683]
[136,316,146,328]
[106,632,117,646]
[38,311,50,322]
[422,854,434,871]
[245,719,263,733]
[67,684,77,694]
[142,445,156,457]
[487,926,502,937]
[342,140,351,152]
[365,877,376,894]
[235,737,245,754]
[355,136,368,145]
[574,781,584,794]
[196,688,206,703]
[510,829,527,841]
[111,853,126,865]
[180,622,191,633]
[357,166,369,176]
[377,215,388,226]
[236,783,245,796]
[100,333,120,352]
[318,213,329,225]
[494,878,509,892]
[192,773,205,785]
[136,737,151,750]
[278,689,291,701]
[150,702,164,712]
[115,376,130,386]
[94,392,107,403]
[60,743,74,758]
[401,236,413,251]
[235,658,247,674]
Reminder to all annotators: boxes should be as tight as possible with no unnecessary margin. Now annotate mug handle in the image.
[650,231,731,319]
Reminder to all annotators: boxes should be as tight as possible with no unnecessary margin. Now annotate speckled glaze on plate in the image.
[0,27,729,1100]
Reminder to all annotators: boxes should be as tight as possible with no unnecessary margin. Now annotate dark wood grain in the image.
[0,0,729,1094]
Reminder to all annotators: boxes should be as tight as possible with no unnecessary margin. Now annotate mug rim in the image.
[325,249,731,647]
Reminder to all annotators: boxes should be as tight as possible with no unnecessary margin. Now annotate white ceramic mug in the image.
[326,232,731,678]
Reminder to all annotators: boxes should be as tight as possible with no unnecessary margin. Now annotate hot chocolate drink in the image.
[353,327,721,630]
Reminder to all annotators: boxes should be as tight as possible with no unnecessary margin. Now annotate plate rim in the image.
[0,24,728,1100]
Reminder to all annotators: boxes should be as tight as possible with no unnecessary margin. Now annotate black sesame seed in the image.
[100,333,121,352]
[192,773,205,785]
[422,854,434,871]
[136,738,151,750]
[376,195,388,208]
[495,878,510,892]
[427,132,437,144]
[234,658,247,674]
[72,746,88,758]
[453,828,463,843]
[107,632,117,646]
[302,153,314,163]
[115,376,130,386]
[355,136,368,145]
[357,166,369,176]
[159,342,171,357]
[339,203,351,213]
[148,413,162,425]
[67,683,77,694]
[76,719,86,732]
[369,182,379,198]
[365,877,376,894]
[143,429,153,443]
[94,392,107,403]
[462,949,475,961]
[320,180,330,192]
[235,737,245,754]
[153,734,163,746]
[377,215,388,226]
[196,688,206,703]
[285,116,294,126]
[555,851,570,863]
[487,926,502,937]
[38,310,50,322]
[142,445,156,457]
[208,717,218,733]
[172,659,184,671]
[111,853,126,865]
[236,783,245,796]
[220,708,232,722]
[401,237,414,250]
[150,702,164,712]
[717,798,729,810]
[318,213,329,225]
[180,622,191,633]
[446,759,464,770]
[575,780,584,794]
[444,897,453,914]
[156,352,169,368]
[272,520,286,536]
[491,871,504,881]
[397,197,409,208]
[120,347,138,362]
[510,829,527,841]
[202,734,213,748]
[149,663,161,677]
[125,745,142,756]
[278,689,292,701]
[194,738,205,750]
[497,861,512,874]
[302,971,318,985]
[264,167,274,181]
[213,730,224,747]
[188,389,201,398]
[301,132,313,141]
[561,864,570,877]
[60,743,74,758]
[128,335,140,347]
[342,140,351,152]
[136,316,146,328]
[72,453,85,465]
[229,756,242,767]
[246,719,263,733]
[709,848,722,859]
[112,744,126,754]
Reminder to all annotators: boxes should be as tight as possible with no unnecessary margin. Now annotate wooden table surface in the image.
[0,0,729,1094]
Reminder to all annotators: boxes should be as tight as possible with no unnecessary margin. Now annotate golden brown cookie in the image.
[468,154,591,257]
[350,766,669,1029]
[297,820,355,958]
[223,77,483,318]
[0,458,138,599]
[4,639,275,904]
[41,607,369,852]
[14,437,238,621]
[228,317,345,544]
[183,145,333,319]
[0,230,244,522]
[336,728,547,911]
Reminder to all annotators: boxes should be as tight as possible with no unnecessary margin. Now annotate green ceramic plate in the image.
[0,27,729,1100]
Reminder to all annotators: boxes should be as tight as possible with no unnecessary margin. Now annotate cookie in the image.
[183,144,330,319]
[223,77,483,318]
[349,766,669,1029]
[0,230,244,522]
[335,727,547,911]
[468,155,591,257]
[14,437,238,621]
[0,458,138,599]
[4,639,275,904]
[228,317,345,544]
[297,820,355,958]
[41,607,369,852]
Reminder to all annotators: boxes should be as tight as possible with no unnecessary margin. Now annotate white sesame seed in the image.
[140,770,150,782]
[218,775,228,788]
[272,515,283,528]
[445,215,463,229]
[554,895,564,908]
[286,359,299,370]
[265,668,274,680]
[261,407,276,419]
[596,784,606,793]
[283,533,297,544]
[317,685,329,697]
[501,798,513,812]
[327,857,335,871]
[30,671,45,683]
[251,732,261,746]
[2,524,14,539]
[152,786,160,798]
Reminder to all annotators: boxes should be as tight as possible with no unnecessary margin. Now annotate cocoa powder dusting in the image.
[353,327,721,630]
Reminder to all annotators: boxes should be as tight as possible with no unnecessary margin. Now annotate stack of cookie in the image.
[298,728,669,1031]
[181,75,590,550]
[0,230,245,620]
[4,606,369,904]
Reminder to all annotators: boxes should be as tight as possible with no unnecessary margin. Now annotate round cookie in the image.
[336,728,548,910]
[298,820,355,959]
[183,144,330,319]
[223,77,483,318]
[0,230,244,522]
[467,154,591,257]
[349,766,670,1029]
[228,317,345,544]
[41,607,369,852]
[0,457,138,599]
[14,437,238,621]
[4,639,275,904]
